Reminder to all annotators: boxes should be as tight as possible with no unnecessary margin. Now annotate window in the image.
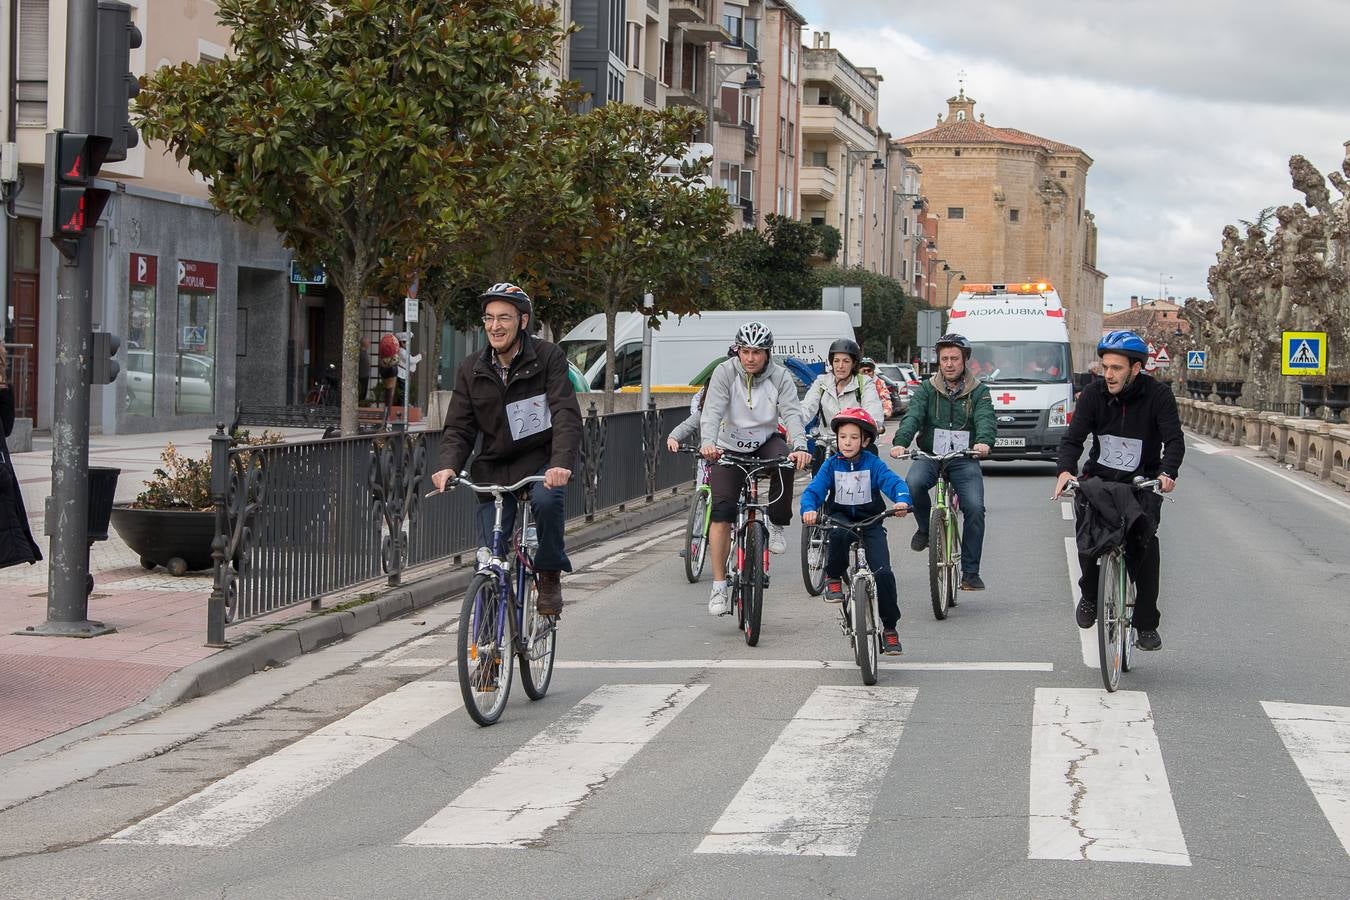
[787,189,794,217]
[779,116,787,151]
[902,216,909,234]
[720,162,742,205]
[954,148,961,157]
[722,4,744,45]
[175,260,218,416]
[1060,169,1068,178]
[787,122,795,156]
[781,39,790,79]
[947,208,965,220]
[741,93,757,127]
[811,150,828,168]
[1009,208,1020,223]
[127,254,157,416]
[790,46,798,84]
[778,187,786,215]
[17,0,49,126]
[625,23,642,69]
[810,214,825,226]
[744,17,759,51]
[720,83,740,121]
[957,110,966,121]
[740,169,753,207]
[659,39,671,86]
[609,0,624,57]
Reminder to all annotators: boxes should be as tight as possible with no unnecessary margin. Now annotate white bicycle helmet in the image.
[733,321,774,350]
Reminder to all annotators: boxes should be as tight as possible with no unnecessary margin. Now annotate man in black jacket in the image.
[430,283,582,616]
[1052,331,1183,650]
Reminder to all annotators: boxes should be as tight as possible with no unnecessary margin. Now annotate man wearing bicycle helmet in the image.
[431,283,582,617]
[699,321,811,616]
[889,332,997,591]
[1053,330,1183,650]
[801,338,885,473]
[800,408,911,654]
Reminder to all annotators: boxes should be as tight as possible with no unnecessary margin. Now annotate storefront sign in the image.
[177,259,218,292]
[130,253,157,286]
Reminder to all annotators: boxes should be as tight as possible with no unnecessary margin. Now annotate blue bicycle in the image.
[446,474,557,726]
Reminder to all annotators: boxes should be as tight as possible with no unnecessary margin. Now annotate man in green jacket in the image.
[889,333,997,590]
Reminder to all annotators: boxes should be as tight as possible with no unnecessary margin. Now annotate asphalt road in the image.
[0,435,1346,899]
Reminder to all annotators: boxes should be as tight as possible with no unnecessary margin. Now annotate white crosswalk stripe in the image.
[1262,701,1350,857]
[1028,687,1190,866]
[696,686,916,857]
[401,683,705,849]
[106,680,459,848]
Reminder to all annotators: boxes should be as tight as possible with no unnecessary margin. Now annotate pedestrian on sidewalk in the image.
[0,343,41,568]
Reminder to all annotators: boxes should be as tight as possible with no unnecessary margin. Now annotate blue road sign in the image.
[1186,350,1206,370]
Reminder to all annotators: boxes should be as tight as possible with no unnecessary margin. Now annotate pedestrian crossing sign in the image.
[1186,350,1206,370]
[1281,331,1326,375]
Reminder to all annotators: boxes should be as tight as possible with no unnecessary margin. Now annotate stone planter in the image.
[1324,383,1350,423]
[1299,382,1326,418]
[1186,379,1213,400]
[1213,380,1244,405]
[109,504,216,576]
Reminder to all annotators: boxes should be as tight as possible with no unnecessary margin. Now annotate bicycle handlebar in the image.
[900,448,981,462]
[815,508,908,532]
[425,473,548,498]
[1058,475,1172,500]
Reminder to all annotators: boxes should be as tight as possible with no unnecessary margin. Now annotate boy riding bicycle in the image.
[800,408,911,655]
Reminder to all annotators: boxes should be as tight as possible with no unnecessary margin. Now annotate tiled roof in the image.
[895,119,1084,156]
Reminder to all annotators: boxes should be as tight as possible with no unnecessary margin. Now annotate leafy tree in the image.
[556,103,730,411]
[813,224,841,263]
[710,214,822,311]
[137,0,566,433]
[810,265,915,360]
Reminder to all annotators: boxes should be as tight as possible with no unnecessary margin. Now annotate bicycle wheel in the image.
[517,573,557,701]
[947,497,961,607]
[1097,552,1125,692]
[683,490,711,583]
[928,507,951,620]
[801,523,826,595]
[852,574,878,686]
[1121,571,1137,673]
[457,574,514,725]
[743,523,766,646]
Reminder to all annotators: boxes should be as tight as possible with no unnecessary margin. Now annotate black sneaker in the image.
[960,573,985,591]
[881,628,903,655]
[910,530,929,552]
[1136,629,1162,651]
[823,579,845,604]
[1075,597,1097,629]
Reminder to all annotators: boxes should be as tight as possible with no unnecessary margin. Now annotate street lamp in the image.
[1158,273,1173,304]
[706,50,762,222]
[842,149,885,267]
[943,263,966,308]
[886,190,922,282]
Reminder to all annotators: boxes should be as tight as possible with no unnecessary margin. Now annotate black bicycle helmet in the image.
[828,338,862,365]
[479,282,533,316]
[935,333,972,359]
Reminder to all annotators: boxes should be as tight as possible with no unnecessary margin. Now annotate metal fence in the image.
[207,403,697,644]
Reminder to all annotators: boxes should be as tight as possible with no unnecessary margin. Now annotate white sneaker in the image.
[766,522,787,555]
[708,585,731,616]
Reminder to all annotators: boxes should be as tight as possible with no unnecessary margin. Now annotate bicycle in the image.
[1062,476,1169,692]
[813,509,904,685]
[800,434,837,596]
[678,449,713,583]
[435,473,558,726]
[714,451,796,647]
[901,448,980,621]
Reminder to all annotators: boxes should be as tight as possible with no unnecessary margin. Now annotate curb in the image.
[149,487,694,707]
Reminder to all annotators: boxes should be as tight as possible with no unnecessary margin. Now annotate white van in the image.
[947,282,1074,461]
[559,310,855,391]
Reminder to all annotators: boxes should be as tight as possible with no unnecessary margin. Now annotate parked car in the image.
[877,364,921,412]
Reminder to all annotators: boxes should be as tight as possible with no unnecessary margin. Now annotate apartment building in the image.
[2,0,294,435]
[797,31,884,270]
[753,0,804,225]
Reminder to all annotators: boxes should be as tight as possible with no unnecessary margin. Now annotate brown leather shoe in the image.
[536,571,563,617]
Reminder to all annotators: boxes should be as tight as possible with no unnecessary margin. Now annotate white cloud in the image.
[792,2,1350,309]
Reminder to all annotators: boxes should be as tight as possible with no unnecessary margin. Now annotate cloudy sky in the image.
[790,0,1350,309]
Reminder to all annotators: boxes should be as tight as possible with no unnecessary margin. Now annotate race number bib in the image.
[506,394,552,441]
[1097,434,1143,472]
[721,423,774,451]
[834,469,873,506]
[933,428,971,455]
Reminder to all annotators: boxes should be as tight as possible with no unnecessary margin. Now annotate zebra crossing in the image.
[104,673,1350,864]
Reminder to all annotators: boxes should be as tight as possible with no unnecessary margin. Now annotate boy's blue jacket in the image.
[800,452,911,518]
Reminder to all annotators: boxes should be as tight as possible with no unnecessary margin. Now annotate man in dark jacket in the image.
[889,333,998,591]
[1053,330,1183,650]
[430,283,582,616]
[1,344,42,569]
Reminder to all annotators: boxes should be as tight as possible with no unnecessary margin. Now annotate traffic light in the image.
[48,131,111,240]
[94,1,142,163]
[90,332,122,385]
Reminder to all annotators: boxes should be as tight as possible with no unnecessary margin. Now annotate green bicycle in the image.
[680,450,712,583]
[905,448,978,620]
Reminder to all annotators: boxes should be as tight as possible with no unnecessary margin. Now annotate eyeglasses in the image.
[481,314,518,326]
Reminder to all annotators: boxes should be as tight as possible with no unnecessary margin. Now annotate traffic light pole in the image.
[29,0,113,637]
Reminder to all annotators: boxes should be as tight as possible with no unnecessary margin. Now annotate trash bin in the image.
[87,466,121,542]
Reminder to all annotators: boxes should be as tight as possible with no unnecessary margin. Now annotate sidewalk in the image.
[1,427,690,759]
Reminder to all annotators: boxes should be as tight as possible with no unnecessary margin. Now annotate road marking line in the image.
[1061,502,1073,521]
[697,686,916,856]
[402,683,705,849]
[1190,439,1220,454]
[106,680,457,848]
[1234,455,1350,513]
[1063,538,1097,668]
[1262,701,1350,857]
[590,527,683,570]
[1029,688,1190,866]
[552,659,1053,672]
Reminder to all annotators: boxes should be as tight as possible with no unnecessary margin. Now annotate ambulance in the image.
[946,282,1073,461]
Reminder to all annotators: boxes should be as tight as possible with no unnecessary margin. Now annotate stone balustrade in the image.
[1178,398,1350,491]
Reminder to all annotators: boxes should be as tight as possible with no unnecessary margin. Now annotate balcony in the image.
[800,103,876,152]
[669,0,709,25]
[742,122,758,155]
[799,165,838,201]
[680,21,732,45]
